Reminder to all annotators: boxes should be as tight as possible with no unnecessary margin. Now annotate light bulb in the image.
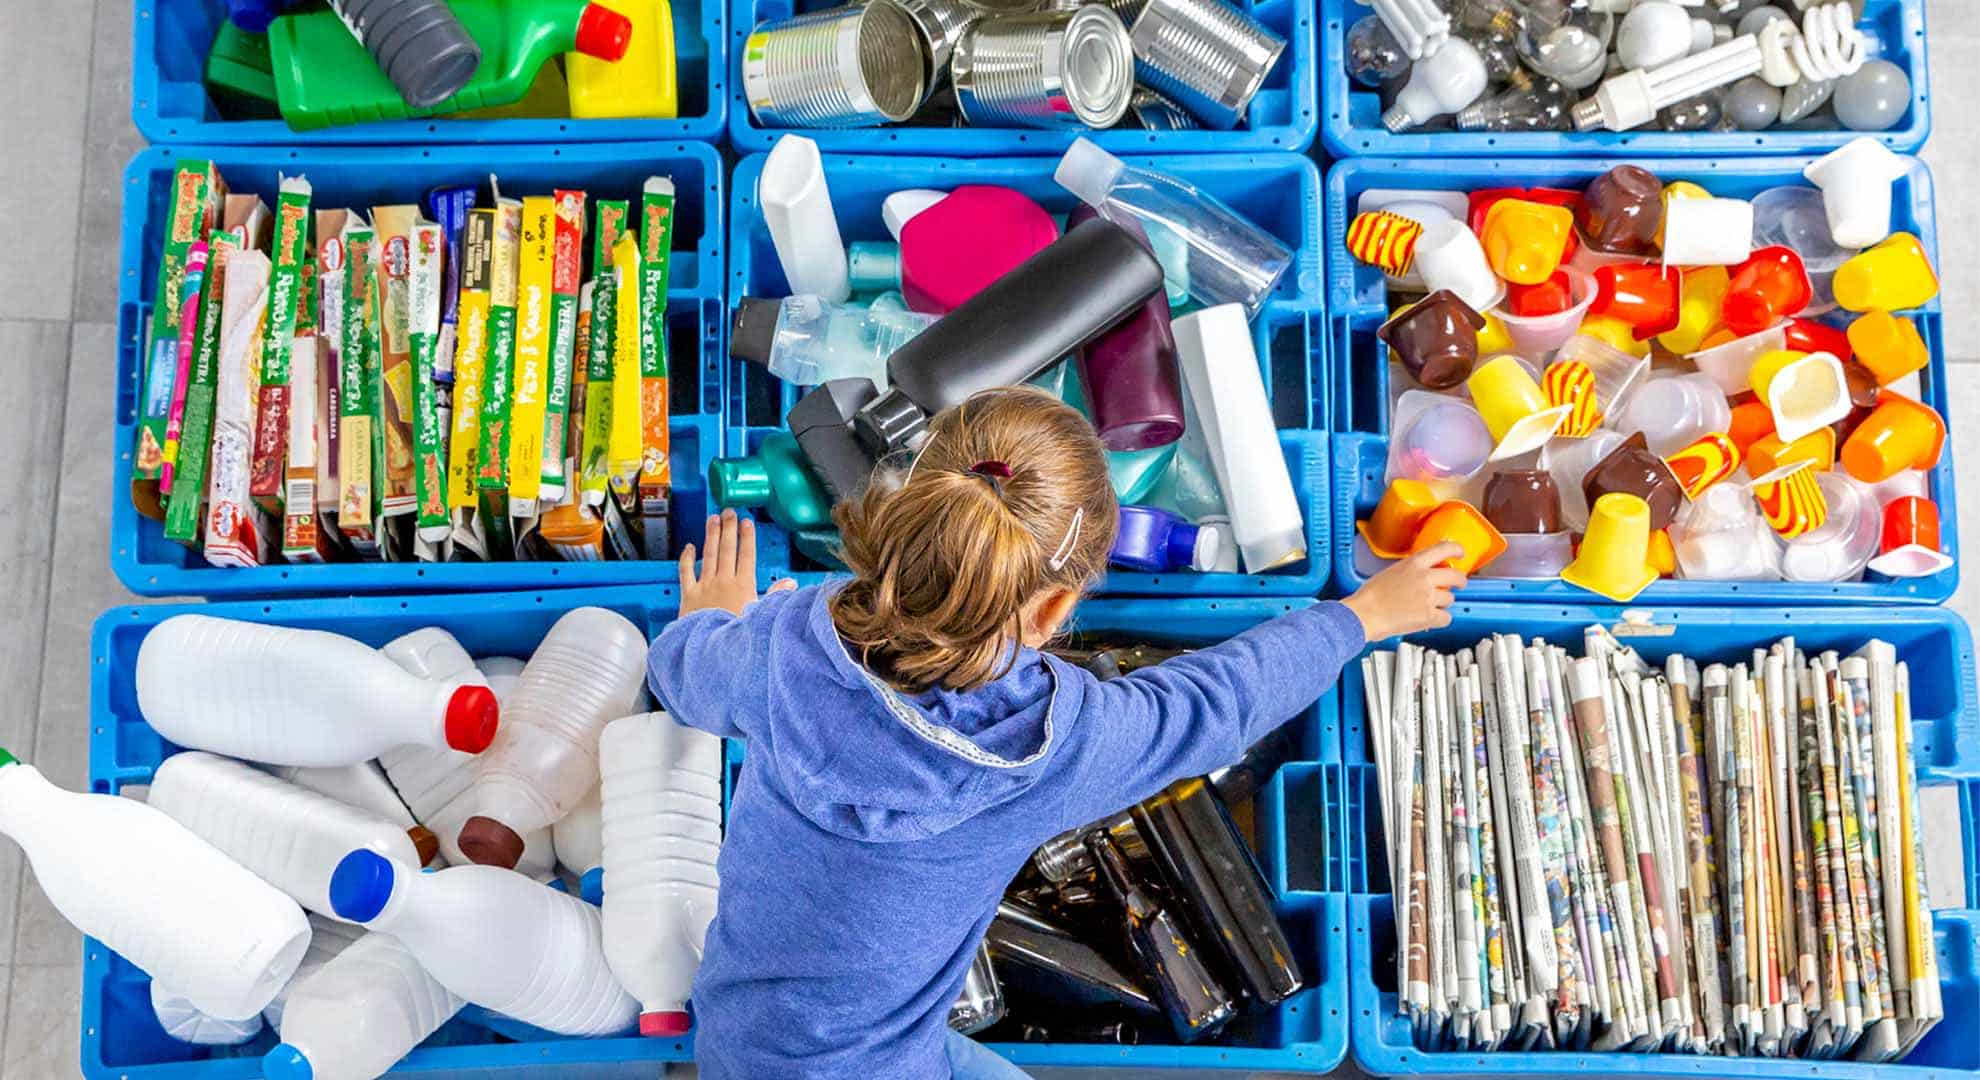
[1616,2,1727,70]
[1383,37,1490,131]
[1365,0,1451,60]
[1572,32,1764,131]
[1657,89,1724,130]
[1454,76,1575,130]
[1448,0,1521,42]
[1834,58,1911,131]
[1347,14,1412,87]
[1780,75,1835,124]
[1516,2,1616,89]
[1723,74,1783,129]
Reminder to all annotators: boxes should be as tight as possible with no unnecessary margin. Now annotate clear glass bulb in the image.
[1657,88,1723,130]
[1515,0,1615,89]
[1454,75,1575,130]
[1466,30,1524,84]
[1448,0,1522,41]
[1347,14,1412,88]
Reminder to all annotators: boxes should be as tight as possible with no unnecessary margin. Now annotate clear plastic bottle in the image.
[0,749,311,1021]
[459,608,649,869]
[151,983,264,1045]
[135,615,499,768]
[328,852,636,1035]
[262,929,464,1080]
[1054,138,1290,316]
[553,783,606,904]
[599,712,723,1036]
[727,295,932,388]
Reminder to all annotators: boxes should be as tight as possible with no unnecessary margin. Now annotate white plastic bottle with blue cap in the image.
[0,747,312,1020]
[262,928,464,1080]
[553,783,606,904]
[599,711,723,1037]
[135,614,501,768]
[328,851,637,1035]
[262,914,365,1030]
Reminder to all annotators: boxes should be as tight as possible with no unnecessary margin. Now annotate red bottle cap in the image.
[576,4,635,62]
[458,816,526,870]
[444,685,500,754]
[640,1011,693,1037]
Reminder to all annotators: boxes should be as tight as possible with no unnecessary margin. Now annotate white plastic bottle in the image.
[476,655,527,700]
[148,751,425,919]
[263,915,365,1030]
[151,983,264,1045]
[0,750,311,1020]
[328,852,637,1035]
[458,607,648,869]
[1055,137,1291,316]
[760,134,850,303]
[262,929,464,1080]
[266,763,436,866]
[599,712,723,1036]
[135,615,500,767]
[1171,304,1305,575]
[554,783,606,904]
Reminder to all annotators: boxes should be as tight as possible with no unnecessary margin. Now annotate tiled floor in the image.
[0,1,1974,1076]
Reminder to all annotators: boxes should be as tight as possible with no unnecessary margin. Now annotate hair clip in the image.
[1048,507,1085,572]
[968,460,1013,479]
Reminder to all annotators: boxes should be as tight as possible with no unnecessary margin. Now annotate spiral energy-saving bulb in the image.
[1383,37,1490,131]
[1572,32,1764,131]
[1455,76,1574,130]
[1365,0,1451,60]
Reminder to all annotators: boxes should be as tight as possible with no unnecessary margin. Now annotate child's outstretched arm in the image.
[645,510,797,738]
[1057,543,1464,824]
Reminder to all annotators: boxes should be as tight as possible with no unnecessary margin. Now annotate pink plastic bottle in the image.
[899,186,1060,315]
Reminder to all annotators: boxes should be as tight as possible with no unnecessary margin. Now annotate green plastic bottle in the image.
[268,0,633,131]
[708,434,832,531]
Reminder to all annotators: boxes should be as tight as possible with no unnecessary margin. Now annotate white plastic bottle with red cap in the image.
[262,928,463,1080]
[328,851,636,1035]
[147,751,427,920]
[135,614,500,767]
[599,711,723,1037]
[0,748,312,1020]
[553,783,606,904]
[458,607,648,869]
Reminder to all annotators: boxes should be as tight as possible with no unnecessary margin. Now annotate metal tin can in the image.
[1128,0,1284,130]
[884,0,984,87]
[959,0,1044,15]
[951,7,1135,129]
[1130,87,1200,129]
[1042,0,1143,20]
[743,2,929,127]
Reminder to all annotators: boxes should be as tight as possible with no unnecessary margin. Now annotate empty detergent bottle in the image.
[788,378,882,503]
[729,294,935,389]
[262,915,364,1030]
[1172,305,1304,573]
[1067,204,1184,453]
[318,0,483,108]
[148,751,426,920]
[708,433,833,530]
[554,784,606,904]
[262,930,465,1080]
[135,615,499,768]
[269,0,633,129]
[1111,506,1220,573]
[1087,830,1235,1042]
[855,218,1165,456]
[328,852,637,1035]
[151,983,264,1046]
[0,749,311,1021]
[599,712,723,1036]
[458,607,649,869]
[899,186,1061,315]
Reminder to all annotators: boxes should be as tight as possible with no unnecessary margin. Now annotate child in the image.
[647,387,1463,1079]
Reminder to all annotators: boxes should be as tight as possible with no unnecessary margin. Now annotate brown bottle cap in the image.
[407,825,440,866]
[458,816,525,870]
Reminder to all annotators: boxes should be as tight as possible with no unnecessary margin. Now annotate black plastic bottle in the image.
[1086,831,1235,1042]
[854,218,1166,455]
[786,378,881,503]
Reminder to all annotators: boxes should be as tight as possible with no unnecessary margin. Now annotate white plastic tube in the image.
[1171,305,1305,573]
[760,135,851,302]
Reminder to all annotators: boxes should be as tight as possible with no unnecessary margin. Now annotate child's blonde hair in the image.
[830,386,1118,693]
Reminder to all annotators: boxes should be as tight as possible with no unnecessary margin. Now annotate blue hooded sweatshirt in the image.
[644,584,1365,1080]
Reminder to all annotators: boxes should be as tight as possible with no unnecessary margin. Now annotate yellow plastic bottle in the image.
[568,0,679,118]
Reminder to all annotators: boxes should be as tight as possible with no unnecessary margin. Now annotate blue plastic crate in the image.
[112,142,729,598]
[1325,155,1957,605]
[134,0,726,144]
[728,0,1316,154]
[726,151,1331,596]
[84,591,1346,1076]
[1336,601,1980,1078]
[1319,0,1929,157]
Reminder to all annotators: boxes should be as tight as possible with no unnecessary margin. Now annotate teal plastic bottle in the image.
[707,434,832,531]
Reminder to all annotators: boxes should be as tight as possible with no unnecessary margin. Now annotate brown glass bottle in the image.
[1086,831,1235,1042]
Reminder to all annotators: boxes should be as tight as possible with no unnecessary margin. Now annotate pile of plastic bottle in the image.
[1348,0,1914,134]
[714,134,1310,579]
[1350,139,1948,601]
[0,609,717,1079]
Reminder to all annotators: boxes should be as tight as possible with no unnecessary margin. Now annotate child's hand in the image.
[1341,542,1467,642]
[680,509,797,617]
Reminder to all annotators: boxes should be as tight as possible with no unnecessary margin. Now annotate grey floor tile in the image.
[0,2,93,322]
[2,965,82,1079]
[1921,9,1980,359]
[10,876,81,970]
[1949,360,1980,632]
[0,320,73,760]
[72,0,143,325]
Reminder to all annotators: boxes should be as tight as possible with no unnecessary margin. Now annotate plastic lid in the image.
[640,1011,693,1037]
[261,1045,313,1080]
[444,685,500,753]
[881,190,949,240]
[708,456,772,508]
[728,298,784,366]
[0,746,17,769]
[853,389,929,455]
[580,867,606,906]
[1186,525,1222,573]
[1053,138,1124,208]
[328,850,396,923]
[408,825,440,865]
[575,3,635,61]
[458,816,526,870]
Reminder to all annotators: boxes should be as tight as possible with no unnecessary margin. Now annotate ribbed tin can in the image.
[743,2,929,127]
[1130,87,1200,129]
[960,0,1044,15]
[951,7,1135,129]
[885,0,984,84]
[1042,0,1145,23]
[1128,0,1283,130]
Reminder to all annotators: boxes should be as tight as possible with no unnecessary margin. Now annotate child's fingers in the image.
[703,514,721,554]
[737,514,758,576]
[715,509,740,577]
[1427,608,1454,629]
[1433,587,1457,608]
[769,578,798,593]
[1409,541,1465,568]
[679,543,699,587]
[1427,567,1468,590]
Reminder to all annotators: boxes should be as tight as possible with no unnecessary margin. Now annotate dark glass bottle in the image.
[985,899,1162,1019]
[1086,831,1235,1042]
